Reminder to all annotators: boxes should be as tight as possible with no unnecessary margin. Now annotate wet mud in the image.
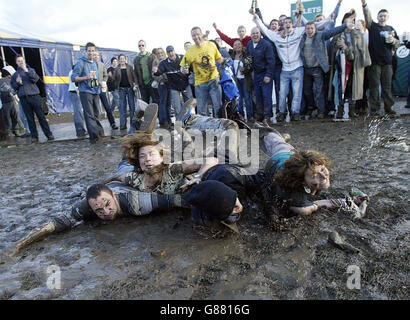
[0,116,408,300]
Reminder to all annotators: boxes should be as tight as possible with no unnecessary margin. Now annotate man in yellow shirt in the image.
[181,27,224,117]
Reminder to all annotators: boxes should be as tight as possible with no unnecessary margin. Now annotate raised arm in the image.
[251,10,278,43]
[361,0,373,30]
[213,23,236,48]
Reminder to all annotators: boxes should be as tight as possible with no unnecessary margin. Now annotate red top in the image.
[216,29,251,48]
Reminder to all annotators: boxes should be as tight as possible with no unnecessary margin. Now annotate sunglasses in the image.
[138,44,145,47]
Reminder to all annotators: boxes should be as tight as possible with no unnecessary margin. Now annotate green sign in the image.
[291,0,323,23]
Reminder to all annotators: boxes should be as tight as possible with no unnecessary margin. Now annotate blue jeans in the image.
[195,78,222,117]
[118,87,135,130]
[236,78,254,118]
[254,72,273,118]
[158,83,171,125]
[303,67,325,115]
[273,67,281,114]
[99,92,116,126]
[18,101,30,133]
[20,95,52,139]
[170,85,193,117]
[69,91,86,135]
[79,92,104,141]
[110,90,120,109]
[279,66,304,115]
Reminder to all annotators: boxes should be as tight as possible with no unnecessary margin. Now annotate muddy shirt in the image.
[124,164,185,194]
[52,182,175,232]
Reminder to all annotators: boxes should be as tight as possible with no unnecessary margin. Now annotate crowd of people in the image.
[1,0,408,144]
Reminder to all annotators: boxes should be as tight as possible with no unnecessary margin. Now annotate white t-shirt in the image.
[233,60,245,79]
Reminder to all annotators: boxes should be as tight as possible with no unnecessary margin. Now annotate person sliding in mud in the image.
[13,105,220,254]
[255,123,369,218]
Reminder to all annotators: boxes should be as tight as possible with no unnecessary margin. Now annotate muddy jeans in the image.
[368,64,394,112]
[260,127,293,158]
[1,100,19,133]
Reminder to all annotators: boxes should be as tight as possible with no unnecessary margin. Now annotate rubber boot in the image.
[336,105,344,119]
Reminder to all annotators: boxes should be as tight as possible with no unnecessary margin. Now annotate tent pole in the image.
[1,47,6,67]
[21,47,25,59]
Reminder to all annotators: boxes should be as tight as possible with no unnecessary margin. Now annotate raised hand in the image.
[213,22,217,30]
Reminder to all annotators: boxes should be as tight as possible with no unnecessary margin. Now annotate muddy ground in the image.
[0,115,408,300]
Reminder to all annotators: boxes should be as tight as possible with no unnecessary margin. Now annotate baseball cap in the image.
[166,45,175,52]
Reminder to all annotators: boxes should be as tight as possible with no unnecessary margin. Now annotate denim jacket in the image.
[300,24,347,73]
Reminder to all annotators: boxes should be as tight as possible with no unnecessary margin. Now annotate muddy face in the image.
[138,145,164,174]
[88,191,120,221]
[304,165,330,192]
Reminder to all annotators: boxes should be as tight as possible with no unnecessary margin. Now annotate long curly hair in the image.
[274,150,331,190]
[121,132,170,173]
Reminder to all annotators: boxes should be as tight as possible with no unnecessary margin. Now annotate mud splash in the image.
[0,117,408,300]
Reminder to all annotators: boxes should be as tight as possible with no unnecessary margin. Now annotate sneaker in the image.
[176,98,196,122]
[262,118,270,127]
[282,133,291,143]
[19,132,31,138]
[47,134,55,141]
[292,114,301,121]
[31,137,39,143]
[385,109,396,115]
[120,126,127,131]
[276,113,286,123]
[111,124,119,130]
[139,103,158,134]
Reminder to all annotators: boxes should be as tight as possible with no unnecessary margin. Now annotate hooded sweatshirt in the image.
[71,56,100,95]
[253,15,332,72]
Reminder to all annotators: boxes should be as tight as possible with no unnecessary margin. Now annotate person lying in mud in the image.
[255,123,369,218]
[13,181,189,255]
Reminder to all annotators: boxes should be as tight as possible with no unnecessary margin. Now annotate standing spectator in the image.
[152,48,171,129]
[95,51,118,130]
[355,19,370,115]
[361,0,400,115]
[251,9,331,122]
[328,10,371,119]
[71,42,104,144]
[133,40,159,104]
[0,67,20,136]
[212,23,252,48]
[113,54,137,132]
[181,27,223,117]
[232,40,254,121]
[403,34,410,108]
[301,21,350,119]
[68,66,87,138]
[11,55,54,143]
[0,96,7,140]
[153,46,192,122]
[246,27,274,124]
[107,57,119,112]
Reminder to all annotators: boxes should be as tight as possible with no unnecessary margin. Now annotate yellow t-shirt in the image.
[181,41,222,86]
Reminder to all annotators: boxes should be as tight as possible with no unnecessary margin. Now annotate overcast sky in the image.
[0,0,408,54]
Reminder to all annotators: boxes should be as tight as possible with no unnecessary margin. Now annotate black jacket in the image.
[154,55,189,91]
[11,67,40,98]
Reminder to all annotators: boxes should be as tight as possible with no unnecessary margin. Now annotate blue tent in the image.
[0,27,137,113]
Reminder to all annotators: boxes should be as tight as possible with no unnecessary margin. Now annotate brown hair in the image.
[274,150,331,190]
[121,132,169,172]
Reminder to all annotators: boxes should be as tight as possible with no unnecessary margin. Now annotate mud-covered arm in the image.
[180,158,219,191]
[13,199,94,254]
